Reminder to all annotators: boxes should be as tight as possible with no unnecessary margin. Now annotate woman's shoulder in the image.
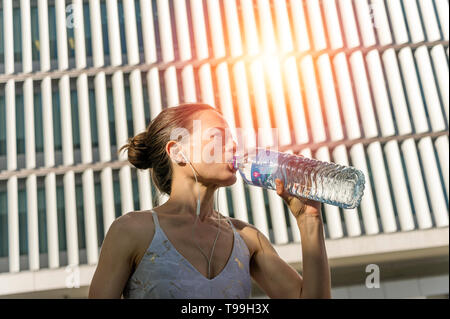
[226,216,267,257]
[227,216,254,231]
[110,210,159,267]
[227,216,260,235]
[109,210,157,247]
[115,210,156,230]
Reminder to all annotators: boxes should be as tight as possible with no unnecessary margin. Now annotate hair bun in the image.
[120,132,152,170]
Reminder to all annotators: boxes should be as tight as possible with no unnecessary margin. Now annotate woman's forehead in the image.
[195,110,229,130]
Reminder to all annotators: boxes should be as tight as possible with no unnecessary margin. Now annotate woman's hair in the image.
[118,103,222,196]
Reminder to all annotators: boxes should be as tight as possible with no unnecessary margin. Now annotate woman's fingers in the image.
[275,178,322,218]
[275,179,286,198]
[275,178,292,204]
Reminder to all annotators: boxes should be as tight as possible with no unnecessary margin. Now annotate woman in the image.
[88,103,331,299]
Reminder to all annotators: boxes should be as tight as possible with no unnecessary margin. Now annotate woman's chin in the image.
[220,174,237,187]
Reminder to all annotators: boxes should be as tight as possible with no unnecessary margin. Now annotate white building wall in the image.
[0,0,448,298]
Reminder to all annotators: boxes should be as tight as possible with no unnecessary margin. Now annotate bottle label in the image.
[250,150,279,188]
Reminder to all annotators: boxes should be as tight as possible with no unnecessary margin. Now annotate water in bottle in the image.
[232,148,365,209]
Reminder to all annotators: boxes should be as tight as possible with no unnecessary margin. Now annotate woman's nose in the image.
[231,140,237,155]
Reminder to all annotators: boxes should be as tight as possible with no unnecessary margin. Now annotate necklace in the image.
[184,157,222,279]
[191,189,222,279]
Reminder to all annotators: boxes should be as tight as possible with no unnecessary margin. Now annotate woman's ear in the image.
[168,141,186,164]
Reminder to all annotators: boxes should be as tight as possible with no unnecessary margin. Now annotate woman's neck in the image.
[164,180,218,221]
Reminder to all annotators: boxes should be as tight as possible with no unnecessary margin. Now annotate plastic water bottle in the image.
[232,148,365,209]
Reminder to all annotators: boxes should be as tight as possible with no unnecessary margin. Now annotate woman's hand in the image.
[275,178,322,220]
[275,178,330,299]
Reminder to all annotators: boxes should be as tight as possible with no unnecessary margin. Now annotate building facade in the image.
[0,0,448,298]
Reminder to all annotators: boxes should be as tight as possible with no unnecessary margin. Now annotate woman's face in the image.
[172,110,238,187]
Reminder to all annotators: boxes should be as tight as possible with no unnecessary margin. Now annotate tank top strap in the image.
[150,209,161,229]
[224,216,236,232]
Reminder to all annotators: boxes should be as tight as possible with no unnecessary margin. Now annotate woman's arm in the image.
[295,205,331,298]
[88,214,137,298]
[248,178,331,299]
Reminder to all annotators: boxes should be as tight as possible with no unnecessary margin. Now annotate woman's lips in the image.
[228,162,237,173]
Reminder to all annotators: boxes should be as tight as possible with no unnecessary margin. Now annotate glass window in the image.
[168,0,179,61]
[71,87,80,149]
[48,5,58,61]
[0,93,6,156]
[56,183,67,252]
[124,82,133,138]
[31,6,40,63]
[37,185,47,254]
[89,87,98,148]
[135,0,144,56]
[132,175,139,211]
[100,1,110,56]
[193,66,202,102]
[113,175,121,218]
[75,183,86,250]
[67,7,76,59]
[13,7,22,63]
[152,0,162,62]
[16,91,25,155]
[142,81,151,124]
[52,91,62,151]
[118,1,128,57]
[107,86,116,147]
[176,68,185,103]
[0,190,7,258]
[34,91,44,153]
[94,179,104,246]
[185,0,196,61]
[158,69,168,108]
[18,188,28,256]
[84,3,92,58]
[0,9,4,63]
[243,183,253,225]
[225,187,234,218]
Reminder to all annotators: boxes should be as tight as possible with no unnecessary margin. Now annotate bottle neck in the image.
[232,155,243,170]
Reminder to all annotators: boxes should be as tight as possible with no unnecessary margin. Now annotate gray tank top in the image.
[123,210,252,299]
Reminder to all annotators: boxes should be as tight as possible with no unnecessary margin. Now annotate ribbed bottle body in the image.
[233,148,365,209]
